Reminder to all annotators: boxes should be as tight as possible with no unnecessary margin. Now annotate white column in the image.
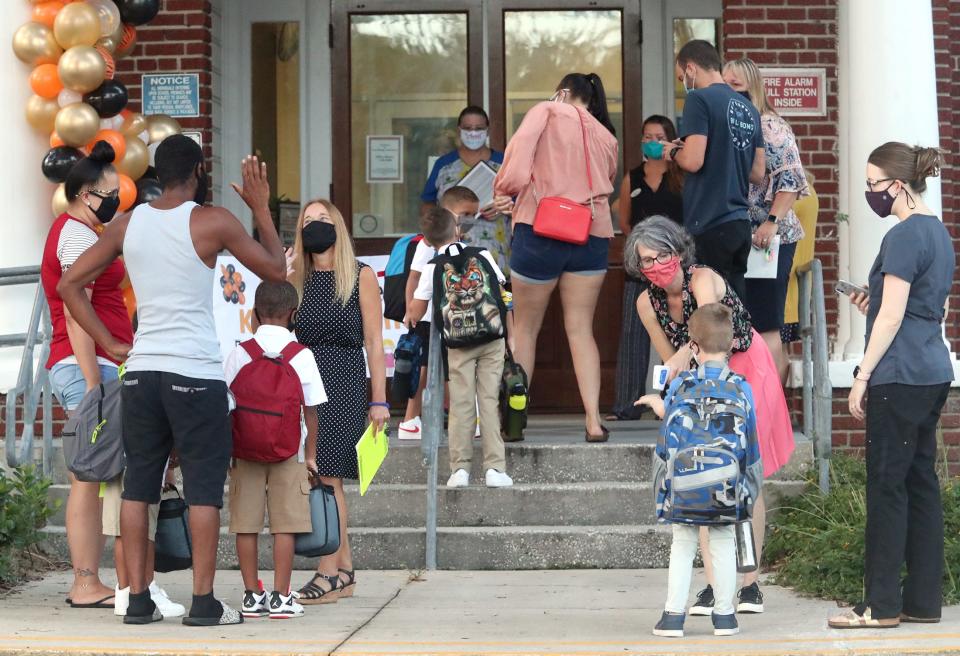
[0,4,58,390]
[839,0,941,359]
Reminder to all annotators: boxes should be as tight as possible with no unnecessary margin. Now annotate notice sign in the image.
[366,136,404,184]
[761,68,826,117]
[142,74,200,118]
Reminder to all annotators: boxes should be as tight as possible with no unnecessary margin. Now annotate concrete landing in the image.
[1,569,958,656]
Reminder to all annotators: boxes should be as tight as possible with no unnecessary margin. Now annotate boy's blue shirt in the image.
[655,361,763,520]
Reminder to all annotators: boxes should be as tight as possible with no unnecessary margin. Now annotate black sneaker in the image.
[689,585,714,616]
[737,582,764,614]
[652,611,685,638]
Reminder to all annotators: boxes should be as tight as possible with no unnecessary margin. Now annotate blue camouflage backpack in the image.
[653,365,758,526]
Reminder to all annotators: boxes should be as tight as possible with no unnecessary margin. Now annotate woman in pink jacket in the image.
[493,73,619,442]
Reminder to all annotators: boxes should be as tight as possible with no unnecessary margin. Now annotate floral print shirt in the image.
[647,265,754,353]
[748,113,809,245]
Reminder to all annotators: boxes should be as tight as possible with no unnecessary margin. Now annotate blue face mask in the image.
[642,141,664,160]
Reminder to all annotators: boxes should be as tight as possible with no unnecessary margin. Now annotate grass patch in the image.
[766,454,960,605]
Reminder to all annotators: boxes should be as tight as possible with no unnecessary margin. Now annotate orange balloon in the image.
[50,131,65,148]
[95,45,115,79]
[87,128,125,161]
[33,1,66,28]
[118,173,136,212]
[29,63,63,99]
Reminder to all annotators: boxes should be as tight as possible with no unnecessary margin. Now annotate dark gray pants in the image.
[864,382,950,619]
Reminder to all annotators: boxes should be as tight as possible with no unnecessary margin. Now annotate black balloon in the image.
[83,80,129,118]
[134,176,162,207]
[42,146,84,184]
[114,0,160,26]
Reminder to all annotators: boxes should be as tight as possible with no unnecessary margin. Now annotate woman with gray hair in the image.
[628,216,793,615]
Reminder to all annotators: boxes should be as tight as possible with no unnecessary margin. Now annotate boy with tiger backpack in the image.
[223,281,327,619]
[403,207,514,488]
[636,303,761,639]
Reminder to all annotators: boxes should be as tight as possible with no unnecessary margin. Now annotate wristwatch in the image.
[669,146,682,161]
[853,365,871,382]
[766,213,778,224]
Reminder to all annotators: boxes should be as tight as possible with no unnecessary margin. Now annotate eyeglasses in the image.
[639,252,674,270]
[87,188,119,200]
[865,178,895,191]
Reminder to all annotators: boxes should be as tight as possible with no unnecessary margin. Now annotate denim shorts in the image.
[509,223,609,283]
[48,361,119,411]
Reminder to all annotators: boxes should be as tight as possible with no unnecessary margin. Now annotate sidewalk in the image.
[1,569,958,656]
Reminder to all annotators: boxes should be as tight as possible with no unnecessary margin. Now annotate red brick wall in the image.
[722,0,841,332]
[113,0,215,173]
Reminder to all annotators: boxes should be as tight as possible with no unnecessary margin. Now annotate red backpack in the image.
[230,339,306,462]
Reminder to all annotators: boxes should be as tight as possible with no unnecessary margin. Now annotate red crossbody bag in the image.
[531,107,595,245]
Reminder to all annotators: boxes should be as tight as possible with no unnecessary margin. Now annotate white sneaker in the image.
[114,585,129,617]
[149,580,185,618]
[485,469,513,488]
[269,590,304,619]
[446,469,470,487]
[398,417,422,440]
[241,584,269,618]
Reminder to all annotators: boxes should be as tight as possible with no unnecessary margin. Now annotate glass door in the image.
[488,1,641,413]
[331,1,484,253]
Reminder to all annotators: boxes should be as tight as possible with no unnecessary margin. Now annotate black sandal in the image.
[297,573,341,605]
[338,568,356,598]
[585,426,610,443]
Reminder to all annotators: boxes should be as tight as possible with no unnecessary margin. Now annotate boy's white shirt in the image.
[413,241,507,305]
[410,240,437,317]
[223,324,327,463]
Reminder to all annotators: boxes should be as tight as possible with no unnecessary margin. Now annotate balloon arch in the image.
[13,0,181,216]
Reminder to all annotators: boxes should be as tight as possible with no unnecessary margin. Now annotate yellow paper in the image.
[355,423,389,496]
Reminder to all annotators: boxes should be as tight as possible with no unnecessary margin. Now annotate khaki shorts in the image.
[228,455,312,535]
[101,479,159,540]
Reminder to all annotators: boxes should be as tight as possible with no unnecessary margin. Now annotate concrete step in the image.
[41,523,675,570]
[46,478,806,531]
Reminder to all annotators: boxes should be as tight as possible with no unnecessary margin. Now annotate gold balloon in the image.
[146,115,182,144]
[55,102,100,147]
[58,45,106,93]
[52,184,70,217]
[117,136,149,180]
[120,111,148,137]
[25,94,60,133]
[12,22,62,66]
[53,2,101,49]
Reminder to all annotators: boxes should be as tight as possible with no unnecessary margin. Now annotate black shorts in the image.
[413,320,431,366]
[121,371,231,507]
[694,220,752,302]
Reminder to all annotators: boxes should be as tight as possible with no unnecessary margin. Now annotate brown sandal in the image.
[585,426,610,443]
[828,605,900,629]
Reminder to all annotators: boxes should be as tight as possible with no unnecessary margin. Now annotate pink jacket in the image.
[494,101,619,239]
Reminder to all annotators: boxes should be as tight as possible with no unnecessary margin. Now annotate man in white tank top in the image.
[59,135,287,626]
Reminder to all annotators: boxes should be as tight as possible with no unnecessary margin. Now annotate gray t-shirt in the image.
[866,213,955,386]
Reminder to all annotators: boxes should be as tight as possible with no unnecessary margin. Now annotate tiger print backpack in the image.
[430,244,507,349]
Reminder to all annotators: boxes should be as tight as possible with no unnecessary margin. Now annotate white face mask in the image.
[460,129,487,151]
[682,67,696,95]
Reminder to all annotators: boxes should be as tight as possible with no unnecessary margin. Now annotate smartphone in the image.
[836,280,868,297]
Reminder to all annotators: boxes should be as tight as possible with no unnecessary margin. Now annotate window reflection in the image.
[673,18,720,120]
[350,14,468,237]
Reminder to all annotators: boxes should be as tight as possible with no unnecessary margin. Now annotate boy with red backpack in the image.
[223,281,327,619]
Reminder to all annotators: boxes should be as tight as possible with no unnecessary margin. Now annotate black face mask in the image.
[87,193,120,224]
[738,89,751,102]
[194,168,209,206]
[302,221,337,254]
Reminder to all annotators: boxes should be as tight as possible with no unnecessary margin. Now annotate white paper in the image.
[457,161,497,209]
[745,235,780,279]
[366,136,404,183]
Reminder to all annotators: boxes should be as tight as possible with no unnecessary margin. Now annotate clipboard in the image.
[355,423,389,496]
[457,161,497,209]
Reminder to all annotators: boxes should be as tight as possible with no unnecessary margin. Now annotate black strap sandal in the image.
[338,568,356,598]
[297,573,342,605]
[585,425,610,443]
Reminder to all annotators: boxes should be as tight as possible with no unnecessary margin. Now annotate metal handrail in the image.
[421,321,444,569]
[1,266,54,475]
[796,259,832,493]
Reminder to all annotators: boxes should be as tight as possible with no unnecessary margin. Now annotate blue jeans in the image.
[49,362,119,411]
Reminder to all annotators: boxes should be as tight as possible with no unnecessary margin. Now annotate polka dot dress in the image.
[295,262,367,480]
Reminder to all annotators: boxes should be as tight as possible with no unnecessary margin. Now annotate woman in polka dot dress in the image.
[288,199,388,604]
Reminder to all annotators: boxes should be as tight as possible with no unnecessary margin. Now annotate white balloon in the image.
[100,117,113,130]
[147,141,160,167]
[87,0,122,38]
[110,115,125,130]
[58,88,82,108]
[138,129,149,144]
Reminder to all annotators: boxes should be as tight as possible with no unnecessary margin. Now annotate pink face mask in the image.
[643,255,681,288]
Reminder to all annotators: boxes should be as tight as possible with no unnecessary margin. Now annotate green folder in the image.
[355,423,389,496]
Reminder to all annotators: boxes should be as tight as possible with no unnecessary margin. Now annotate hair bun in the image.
[87,140,116,165]
[914,146,942,181]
